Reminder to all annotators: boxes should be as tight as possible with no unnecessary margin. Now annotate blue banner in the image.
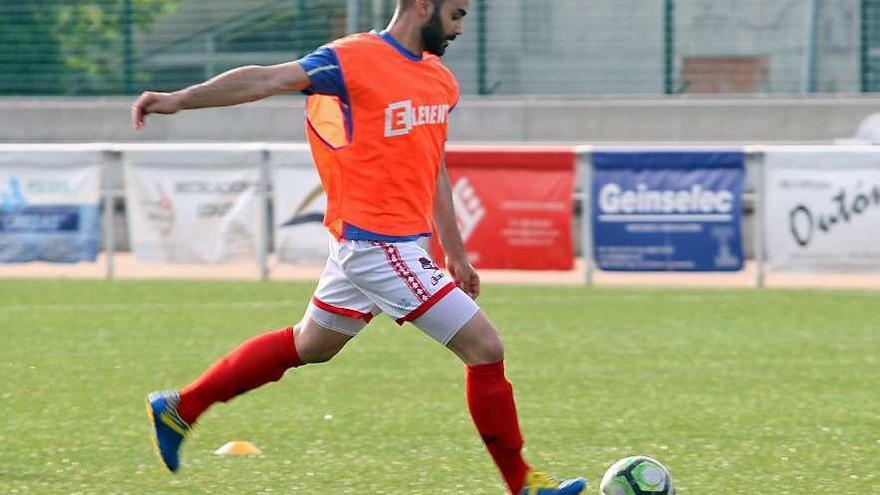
[0,165,101,263]
[591,151,745,271]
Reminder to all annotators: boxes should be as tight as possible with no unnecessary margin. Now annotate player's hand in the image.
[446,254,480,300]
[132,91,183,130]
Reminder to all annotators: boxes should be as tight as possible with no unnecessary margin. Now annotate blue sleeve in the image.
[296,45,346,100]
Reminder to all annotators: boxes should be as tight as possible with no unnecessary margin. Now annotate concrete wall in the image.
[2,95,878,144]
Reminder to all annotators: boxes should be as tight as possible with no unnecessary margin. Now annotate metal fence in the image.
[1,0,879,96]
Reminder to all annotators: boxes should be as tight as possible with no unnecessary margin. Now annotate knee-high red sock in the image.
[466,361,531,494]
[176,327,303,425]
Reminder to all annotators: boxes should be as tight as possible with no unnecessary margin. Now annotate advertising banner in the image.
[125,150,262,263]
[0,151,101,263]
[592,150,745,271]
[270,146,330,265]
[765,148,880,272]
[432,147,576,270]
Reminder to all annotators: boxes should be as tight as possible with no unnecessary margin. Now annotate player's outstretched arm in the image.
[132,61,311,129]
[434,158,480,299]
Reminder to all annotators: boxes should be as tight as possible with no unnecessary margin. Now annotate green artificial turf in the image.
[0,280,877,494]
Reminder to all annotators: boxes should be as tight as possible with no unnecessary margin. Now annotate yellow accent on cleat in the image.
[160,411,190,437]
[145,400,164,466]
[522,472,560,493]
[519,471,587,495]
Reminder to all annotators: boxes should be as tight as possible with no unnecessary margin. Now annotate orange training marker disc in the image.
[213,441,263,456]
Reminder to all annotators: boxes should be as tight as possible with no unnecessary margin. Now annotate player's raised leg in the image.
[146,249,376,472]
[146,317,355,472]
[444,310,587,495]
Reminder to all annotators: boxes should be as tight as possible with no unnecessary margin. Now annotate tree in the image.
[0,3,66,95]
[0,0,179,95]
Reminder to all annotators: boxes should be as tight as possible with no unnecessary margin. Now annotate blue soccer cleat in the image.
[519,471,587,495]
[145,390,191,472]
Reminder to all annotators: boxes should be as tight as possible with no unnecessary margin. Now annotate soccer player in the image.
[133,1,586,493]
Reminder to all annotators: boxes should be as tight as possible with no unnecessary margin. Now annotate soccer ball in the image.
[599,455,675,495]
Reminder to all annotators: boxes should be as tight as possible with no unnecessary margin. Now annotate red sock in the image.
[466,361,531,494]
[176,327,303,425]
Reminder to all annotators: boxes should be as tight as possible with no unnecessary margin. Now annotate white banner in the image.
[125,149,262,263]
[0,150,101,263]
[765,148,880,272]
[270,145,329,265]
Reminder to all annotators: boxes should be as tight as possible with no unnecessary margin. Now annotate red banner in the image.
[432,146,576,270]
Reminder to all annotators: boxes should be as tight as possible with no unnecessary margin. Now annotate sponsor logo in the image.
[397,297,418,311]
[711,226,740,268]
[452,177,485,242]
[0,178,82,234]
[789,182,880,247]
[174,180,255,195]
[1,177,26,212]
[26,179,73,195]
[167,180,257,221]
[281,184,325,228]
[141,183,175,236]
[419,257,439,271]
[384,100,451,137]
[0,205,80,233]
[197,202,233,218]
[598,183,734,221]
[418,256,445,286]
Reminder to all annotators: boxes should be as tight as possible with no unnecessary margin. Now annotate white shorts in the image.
[306,239,481,345]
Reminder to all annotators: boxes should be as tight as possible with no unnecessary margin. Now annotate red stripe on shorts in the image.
[311,297,374,322]
[375,242,431,303]
[396,281,457,325]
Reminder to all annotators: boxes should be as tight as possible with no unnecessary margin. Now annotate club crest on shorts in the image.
[419,257,439,271]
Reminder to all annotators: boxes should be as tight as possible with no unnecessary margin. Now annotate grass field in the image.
[0,279,877,495]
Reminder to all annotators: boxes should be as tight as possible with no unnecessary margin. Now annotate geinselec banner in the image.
[591,150,745,271]
[765,148,880,272]
[125,150,262,263]
[0,151,101,263]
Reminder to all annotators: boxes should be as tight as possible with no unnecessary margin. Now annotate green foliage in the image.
[219,0,346,54]
[0,3,65,94]
[0,0,179,95]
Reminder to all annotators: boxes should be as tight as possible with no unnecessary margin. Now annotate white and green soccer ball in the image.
[599,455,675,495]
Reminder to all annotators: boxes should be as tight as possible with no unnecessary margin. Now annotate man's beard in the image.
[421,10,454,56]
